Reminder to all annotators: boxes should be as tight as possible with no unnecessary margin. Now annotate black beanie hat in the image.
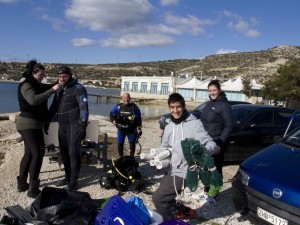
[57,66,72,77]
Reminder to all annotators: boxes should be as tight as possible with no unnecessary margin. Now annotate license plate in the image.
[257,207,288,225]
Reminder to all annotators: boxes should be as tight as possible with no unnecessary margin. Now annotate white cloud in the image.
[0,0,19,3]
[41,14,66,32]
[160,0,179,6]
[223,10,261,38]
[71,38,96,46]
[164,13,215,35]
[148,24,182,35]
[0,55,12,62]
[245,29,261,38]
[63,0,215,48]
[100,33,174,48]
[216,48,237,55]
[65,0,153,32]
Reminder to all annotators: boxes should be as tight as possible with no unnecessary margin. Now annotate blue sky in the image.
[0,0,299,64]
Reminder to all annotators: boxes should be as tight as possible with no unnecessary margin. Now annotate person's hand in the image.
[112,120,117,125]
[136,127,142,135]
[52,83,62,91]
[215,145,221,155]
[44,123,50,135]
[214,138,223,154]
[81,129,86,140]
[80,122,87,140]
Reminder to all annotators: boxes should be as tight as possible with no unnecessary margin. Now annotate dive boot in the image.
[27,180,41,198]
[17,176,29,192]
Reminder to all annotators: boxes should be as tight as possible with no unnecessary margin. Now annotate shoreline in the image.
[0,96,201,119]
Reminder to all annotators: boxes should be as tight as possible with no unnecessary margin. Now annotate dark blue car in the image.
[160,103,300,162]
[232,122,300,225]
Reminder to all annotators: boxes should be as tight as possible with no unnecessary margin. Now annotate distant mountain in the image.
[192,45,300,83]
[1,45,300,88]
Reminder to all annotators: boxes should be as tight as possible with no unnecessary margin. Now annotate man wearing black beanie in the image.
[48,65,89,190]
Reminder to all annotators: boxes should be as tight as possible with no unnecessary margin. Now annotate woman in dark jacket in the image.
[193,80,233,203]
[16,60,61,198]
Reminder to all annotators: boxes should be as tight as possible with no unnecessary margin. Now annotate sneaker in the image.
[175,207,197,219]
[192,191,208,200]
[201,196,217,205]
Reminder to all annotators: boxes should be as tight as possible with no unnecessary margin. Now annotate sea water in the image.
[0,81,169,118]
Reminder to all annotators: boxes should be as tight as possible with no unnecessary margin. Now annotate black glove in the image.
[80,123,87,140]
[44,123,50,135]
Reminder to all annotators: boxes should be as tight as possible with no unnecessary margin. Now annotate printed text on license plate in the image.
[257,207,288,225]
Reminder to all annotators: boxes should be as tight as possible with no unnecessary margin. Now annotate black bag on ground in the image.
[100,156,142,192]
[27,187,97,225]
[3,205,34,225]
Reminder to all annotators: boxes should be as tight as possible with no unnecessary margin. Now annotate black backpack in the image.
[100,156,142,192]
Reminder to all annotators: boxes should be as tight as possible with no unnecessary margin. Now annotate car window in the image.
[247,110,273,127]
[282,128,300,148]
[275,111,296,128]
[277,110,300,133]
[231,107,254,125]
[194,102,207,111]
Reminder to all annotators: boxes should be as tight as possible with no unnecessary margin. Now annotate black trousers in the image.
[152,174,186,222]
[18,129,45,181]
[58,122,82,183]
[214,146,225,177]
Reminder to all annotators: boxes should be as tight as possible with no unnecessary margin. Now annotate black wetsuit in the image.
[110,102,142,157]
[49,78,89,188]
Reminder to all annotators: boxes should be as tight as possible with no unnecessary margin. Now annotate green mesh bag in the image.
[181,138,223,195]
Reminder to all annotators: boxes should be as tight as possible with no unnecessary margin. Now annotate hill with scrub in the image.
[1,45,300,88]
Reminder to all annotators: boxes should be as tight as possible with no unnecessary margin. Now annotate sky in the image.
[0,0,299,65]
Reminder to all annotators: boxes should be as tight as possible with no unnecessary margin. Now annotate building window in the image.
[150,82,158,94]
[141,82,147,93]
[124,82,130,92]
[132,82,138,92]
[224,91,242,101]
[161,83,169,95]
[178,88,193,98]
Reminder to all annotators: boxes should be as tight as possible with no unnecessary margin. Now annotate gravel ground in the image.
[0,114,260,225]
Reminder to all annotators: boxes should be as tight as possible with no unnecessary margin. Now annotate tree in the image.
[241,77,252,98]
[261,59,300,108]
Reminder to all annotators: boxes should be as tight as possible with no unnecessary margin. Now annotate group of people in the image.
[16,59,233,223]
[16,59,142,199]
[16,60,89,198]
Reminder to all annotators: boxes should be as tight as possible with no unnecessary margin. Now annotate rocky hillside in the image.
[1,45,300,88]
[193,45,300,82]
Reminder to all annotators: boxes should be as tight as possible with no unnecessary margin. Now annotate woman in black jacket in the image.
[193,80,233,204]
[16,60,61,198]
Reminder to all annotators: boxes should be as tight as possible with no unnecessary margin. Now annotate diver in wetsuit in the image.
[110,93,142,158]
[48,66,89,190]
